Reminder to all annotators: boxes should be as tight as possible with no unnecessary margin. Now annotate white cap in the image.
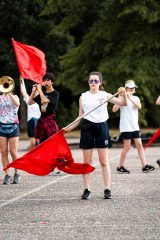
[125,80,138,88]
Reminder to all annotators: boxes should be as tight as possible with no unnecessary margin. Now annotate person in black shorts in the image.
[112,80,155,174]
[20,76,41,150]
[64,71,127,199]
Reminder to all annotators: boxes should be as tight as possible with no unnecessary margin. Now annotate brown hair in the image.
[89,71,104,90]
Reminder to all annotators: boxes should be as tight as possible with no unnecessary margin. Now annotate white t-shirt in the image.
[81,91,109,123]
[119,95,140,132]
[24,95,41,121]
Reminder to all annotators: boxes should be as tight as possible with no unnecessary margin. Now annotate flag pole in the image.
[63,92,119,131]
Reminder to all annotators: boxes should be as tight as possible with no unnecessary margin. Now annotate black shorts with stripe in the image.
[79,121,112,149]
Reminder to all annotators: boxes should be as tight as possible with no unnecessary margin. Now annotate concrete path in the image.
[0,139,159,240]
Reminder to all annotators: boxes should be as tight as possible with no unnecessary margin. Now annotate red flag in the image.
[4,130,95,176]
[12,38,46,84]
[144,128,160,150]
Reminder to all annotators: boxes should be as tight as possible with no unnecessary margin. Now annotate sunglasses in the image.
[88,79,100,84]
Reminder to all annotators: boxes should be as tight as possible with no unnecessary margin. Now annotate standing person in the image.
[112,79,155,174]
[156,95,160,167]
[20,76,41,150]
[0,76,21,185]
[28,72,60,174]
[28,72,59,143]
[64,71,127,200]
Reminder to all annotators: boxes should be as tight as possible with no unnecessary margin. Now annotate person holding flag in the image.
[64,71,127,200]
[20,76,41,150]
[112,80,155,174]
[4,73,95,180]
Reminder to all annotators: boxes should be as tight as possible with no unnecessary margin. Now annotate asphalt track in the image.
[0,139,159,240]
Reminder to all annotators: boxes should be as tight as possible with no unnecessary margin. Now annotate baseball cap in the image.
[125,80,138,88]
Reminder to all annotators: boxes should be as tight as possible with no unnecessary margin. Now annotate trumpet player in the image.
[28,72,60,144]
[0,76,21,185]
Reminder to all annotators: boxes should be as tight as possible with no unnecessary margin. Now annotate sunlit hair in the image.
[89,71,105,90]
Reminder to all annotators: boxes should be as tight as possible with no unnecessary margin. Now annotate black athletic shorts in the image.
[79,121,112,149]
[27,118,38,138]
[121,131,141,140]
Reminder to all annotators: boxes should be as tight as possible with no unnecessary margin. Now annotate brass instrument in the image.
[0,76,15,93]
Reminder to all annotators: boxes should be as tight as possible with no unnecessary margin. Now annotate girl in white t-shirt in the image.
[112,80,155,174]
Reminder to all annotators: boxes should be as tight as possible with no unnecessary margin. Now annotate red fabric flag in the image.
[144,128,160,150]
[4,130,95,176]
[12,38,46,84]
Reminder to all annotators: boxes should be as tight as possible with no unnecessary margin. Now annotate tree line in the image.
[0,0,160,129]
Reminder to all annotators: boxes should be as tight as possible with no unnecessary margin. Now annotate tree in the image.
[56,0,160,127]
[0,0,160,128]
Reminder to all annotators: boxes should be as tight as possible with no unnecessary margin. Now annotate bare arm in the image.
[20,76,29,99]
[112,101,120,112]
[28,85,38,105]
[109,87,127,106]
[156,96,160,105]
[36,84,49,103]
[127,94,141,109]
[7,93,20,107]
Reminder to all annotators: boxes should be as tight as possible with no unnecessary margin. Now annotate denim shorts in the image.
[0,124,20,138]
[27,118,38,138]
[79,121,112,149]
[121,131,141,140]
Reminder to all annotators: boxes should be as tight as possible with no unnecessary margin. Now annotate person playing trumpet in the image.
[0,76,21,185]
[112,80,155,174]
[28,72,60,144]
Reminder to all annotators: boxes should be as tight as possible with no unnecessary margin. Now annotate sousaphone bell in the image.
[0,76,15,93]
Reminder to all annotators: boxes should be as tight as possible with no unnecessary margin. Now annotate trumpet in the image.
[0,76,15,93]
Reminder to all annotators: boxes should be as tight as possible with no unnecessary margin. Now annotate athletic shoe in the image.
[117,166,130,174]
[81,189,91,200]
[156,159,160,167]
[12,173,21,184]
[104,189,112,199]
[3,175,11,185]
[142,165,155,173]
